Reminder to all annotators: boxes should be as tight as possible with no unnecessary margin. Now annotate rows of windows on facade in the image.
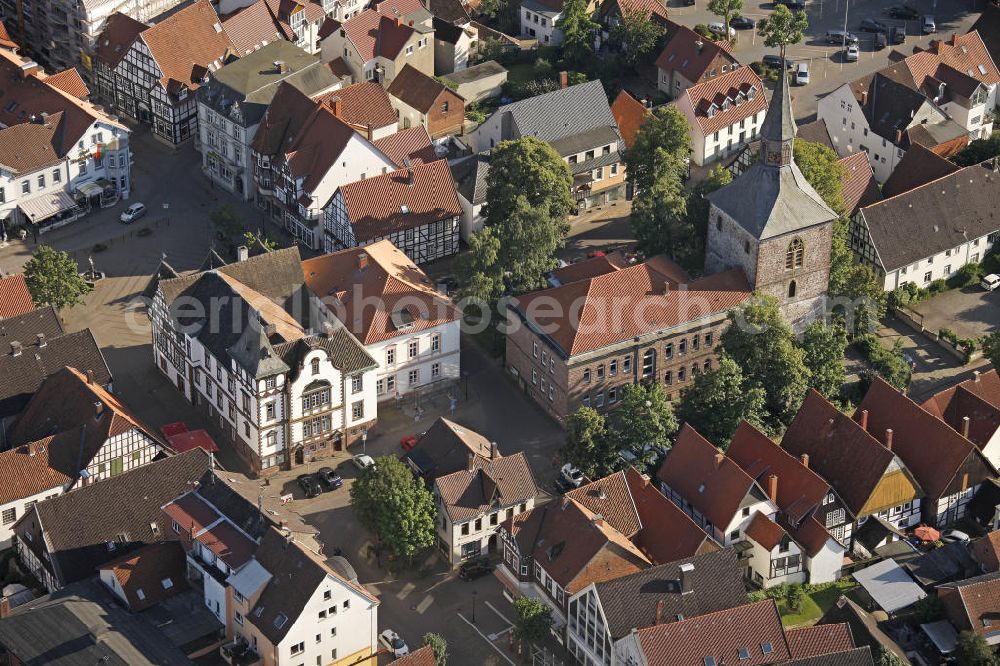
[0,132,126,204]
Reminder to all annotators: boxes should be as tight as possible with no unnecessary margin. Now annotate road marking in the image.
[395,582,416,600]
[485,600,514,626]
[457,612,517,666]
[415,594,434,614]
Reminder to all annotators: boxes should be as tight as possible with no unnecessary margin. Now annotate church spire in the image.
[760,71,797,168]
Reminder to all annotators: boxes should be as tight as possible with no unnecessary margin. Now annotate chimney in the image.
[767,474,778,503]
[860,409,869,431]
[406,167,415,186]
[10,341,21,356]
[598,486,606,500]
[591,515,604,527]
[714,452,724,470]
[366,122,374,141]
[274,60,287,74]
[94,400,104,419]
[468,451,475,470]
[695,39,704,53]
[895,129,904,145]
[679,562,695,595]
[885,428,893,451]
[962,416,971,439]
[18,61,40,78]
[330,96,342,118]
[237,245,249,261]
[35,333,46,348]
[974,370,981,383]
[0,596,10,619]
[951,33,958,45]
[86,369,95,384]
[490,441,498,459]
[800,453,809,469]
[358,251,369,270]
[860,90,869,106]
[322,322,335,338]
[655,599,665,625]
[559,71,568,89]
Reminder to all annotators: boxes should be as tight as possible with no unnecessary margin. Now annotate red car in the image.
[400,435,419,451]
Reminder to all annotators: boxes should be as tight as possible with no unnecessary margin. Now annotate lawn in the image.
[775,581,859,627]
[505,62,536,87]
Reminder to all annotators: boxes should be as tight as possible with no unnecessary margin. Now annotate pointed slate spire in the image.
[759,72,798,168]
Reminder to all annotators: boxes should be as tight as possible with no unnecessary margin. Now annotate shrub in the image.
[939,328,959,345]
[693,24,712,39]
[533,57,554,79]
[928,278,948,295]
[947,262,983,289]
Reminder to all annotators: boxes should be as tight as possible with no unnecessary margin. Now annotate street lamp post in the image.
[361,429,368,455]
[472,589,478,624]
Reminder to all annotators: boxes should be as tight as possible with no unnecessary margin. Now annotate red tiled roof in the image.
[655,24,737,81]
[0,21,18,50]
[921,369,1000,452]
[325,56,352,78]
[140,0,233,92]
[920,31,1000,86]
[391,646,437,666]
[303,240,460,345]
[340,9,414,62]
[626,467,715,564]
[318,82,398,130]
[745,511,786,551]
[838,151,882,215]
[221,0,284,55]
[0,274,34,318]
[786,623,856,659]
[513,259,750,357]
[636,599,791,666]
[610,89,649,150]
[338,159,462,242]
[166,429,220,454]
[856,377,987,501]
[550,251,642,285]
[375,0,426,18]
[971,530,1000,573]
[251,81,319,155]
[657,424,760,529]
[0,439,72,504]
[195,519,256,568]
[684,65,767,135]
[597,0,668,23]
[95,13,147,68]
[567,470,642,538]
[939,572,1000,641]
[372,125,438,166]
[162,492,221,535]
[99,541,187,611]
[284,100,359,193]
[44,68,89,99]
[387,64,456,113]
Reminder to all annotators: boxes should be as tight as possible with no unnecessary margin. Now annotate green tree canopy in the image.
[955,630,999,666]
[708,0,744,41]
[722,295,811,431]
[801,320,848,402]
[421,633,448,666]
[611,383,678,467]
[873,646,905,666]
[629,153,690,261]
[683,165,733,275]
[562,407,617,480]
[557,0,597,67]
[22,245,92,310]
[677,355,768,448]
[793,140,846,216]
[952,132,1000,167]
[623,105,692,193]
[610,7,664,68]
[349,456,437,560]
[828,219,887,336]
[512,597,553,644]
[210,204,243,238]
[984,330,1000,369]
[756,4,808,59]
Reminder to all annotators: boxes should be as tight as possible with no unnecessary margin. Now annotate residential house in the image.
[0,306,110,442]
[938,572,1000,647]
[93,1,234,145]
[442,60,507,103]
[318,5,434,86]
[785,624,871,664]
[971,530,1000,573]
[849,160,1000,291]
[435,451,538,564]
[217,0,329,55]
[520,0,563,45]
[321,159,462,263]
[838,151,882,216]
[674,64,767,165]
[449,151,489,240]
[782,389,924,550]
[150,247,379,474]
[727,421,846,586]
[655,24,738,99]
[817,70,968,183]
[497,496,652,625]
[13,448,212,592]
[0,49,132,232]
[218,0,287,57]
[819,595,911,664]
[432,17,475,75]
[98,541,189,612]
[0,365,158,548]
[657,424,778,548]
[324,81,402,140]
[880,142,960,198]
[596,0,669,52]
[465,80,628,208]
[401,416,495,478]
[922,368,1000,469]
[0,273,33,318]
[567,549,746,666]
[196,41,342,199]
[610,89,650,150]
[855,377,995,527]
[971,3,1000,62]
[386,64,465,138]
[506,254,750,424]
[302,240,461,402]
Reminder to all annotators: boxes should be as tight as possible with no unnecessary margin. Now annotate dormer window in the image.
[747,86,756,100]
[707,105,716,118]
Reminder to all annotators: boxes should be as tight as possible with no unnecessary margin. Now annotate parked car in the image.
[874,31,888,50]
[120,202,147,224]
[297,474,321,498]
[795,62,810,86]
[762,54,793,70]
[982,274,1000,291]
[858,18,887,33]
[316,467,343,490]
[379,630,410,657]
[400,435,419,451]
[941,529,971,544]
[889,25,906,44]
[845,44,859,62]
[560,463,584,488]
[825,29,859,45]
[886,4,920,19]
[778,0,805,9]
[922,15,935,33]
[352,454,376,472]
[730,15,755,29]
[553,477,576,494]
[458,556,494,581]
[708,21,736,39]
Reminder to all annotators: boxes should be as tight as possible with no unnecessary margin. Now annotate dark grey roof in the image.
[143,258,181,299]
[858,160,1000,271]
[903,541,979,587]
[197,41,339,127]
[404,416,494,477]
[159,246,304,307]
[592,548,747,640]
[493,80,617,144]
[197,247,228,272]
[16,448,212,588]
[819,597,912,664]
[0,578,192,665]
[451,152,490,205]
[443,60,507,85]
[273,328,377,376]
[968,477,1000,526]
[433,16,465,44]
[0,304,63,347]
[571,149,621,176]
[227,313,290,379]
[852,515,906,555]
[795,118,834,149]
[549,125,622,157]
[194,470,278,541]
[786,647,875,666]
[427,0,470,24]
[708,74,836,241]
[0,324,111,420]
[521,0,560,15]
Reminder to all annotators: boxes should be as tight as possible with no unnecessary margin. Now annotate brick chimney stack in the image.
[559,71,568,88]
[885,428,893,451]
[714,452,724,470]
[860,409,869,431]
[655,599,664,625]
[800,453,809,468]
[962,416,971,439]
[767,474,778,503]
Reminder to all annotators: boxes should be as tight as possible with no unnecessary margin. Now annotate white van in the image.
[981,273,1000,291]
[795,62,810,85]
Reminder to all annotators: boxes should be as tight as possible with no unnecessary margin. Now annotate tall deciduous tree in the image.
[708,0,744,41]
[722,295,811,431]
[421,633,449,666]
[801,320,848,401]
[629,154,690,259]
[756,4,808,61]
[624,105,692,193]
[22,245,92,310]
[557,0,597,67]
[611,8,664,68]
[611,383,678,467]
[683,165,732,275]
[874,647,905,666]
[512,597,553,644]
[350,456,437,560]
[829,219,886,336]
[954,631,999,666]
[562,407,617,479]
[793,140,846,216]
[677,355,767,448]
[983,330,1000,369]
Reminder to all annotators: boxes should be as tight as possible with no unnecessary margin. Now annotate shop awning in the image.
[17,190,78,223]
[76,181,103,197]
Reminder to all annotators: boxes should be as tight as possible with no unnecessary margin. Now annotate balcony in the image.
[221,641,262,666]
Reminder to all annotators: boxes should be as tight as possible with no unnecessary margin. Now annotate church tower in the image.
[704,71,837,327]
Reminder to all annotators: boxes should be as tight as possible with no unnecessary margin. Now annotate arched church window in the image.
[788,280,797,298]
[744,241,750,254]
[785,238,804,269]
[716,216,722,231]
